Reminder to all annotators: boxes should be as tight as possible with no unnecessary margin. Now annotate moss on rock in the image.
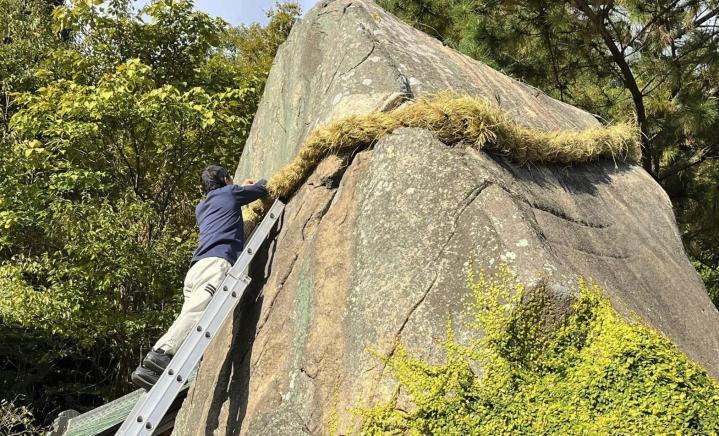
[246,93,639,222]
[358,268,719,435]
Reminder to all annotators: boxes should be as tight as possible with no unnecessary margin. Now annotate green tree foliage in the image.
[221,2,300,80]
[0,0,59,131]
[360,269,719,434]
[0,0,299,423]
[379,0,719,306]
[0,398,43,435]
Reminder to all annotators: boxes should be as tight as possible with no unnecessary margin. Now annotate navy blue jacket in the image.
[191,179,268,266]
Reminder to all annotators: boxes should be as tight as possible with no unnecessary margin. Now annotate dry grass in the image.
[246,92,640,220]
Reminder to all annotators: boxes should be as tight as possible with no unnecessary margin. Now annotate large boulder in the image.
[173,1,719,434]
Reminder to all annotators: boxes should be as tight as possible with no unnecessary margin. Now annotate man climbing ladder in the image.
[131,165,268,390]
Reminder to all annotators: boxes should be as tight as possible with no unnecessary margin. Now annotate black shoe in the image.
[143,348,172,374]
[131,365,160,391]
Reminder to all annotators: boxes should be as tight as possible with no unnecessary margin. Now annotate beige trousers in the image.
[153,257,231,355]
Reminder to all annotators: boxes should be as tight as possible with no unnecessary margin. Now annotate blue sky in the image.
[134,0,320,25]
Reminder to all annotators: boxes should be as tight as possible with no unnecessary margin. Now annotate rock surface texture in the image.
[173,1,719,434]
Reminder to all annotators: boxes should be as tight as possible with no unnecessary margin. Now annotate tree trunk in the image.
[570,0,655,176]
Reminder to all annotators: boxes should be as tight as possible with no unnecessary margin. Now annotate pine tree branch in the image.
[658,145,717,180]
[570,0,654,175]
[624,0,687,51]
[694,7,719,28]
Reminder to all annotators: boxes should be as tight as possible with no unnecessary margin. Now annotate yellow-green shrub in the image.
[359,268,719,434]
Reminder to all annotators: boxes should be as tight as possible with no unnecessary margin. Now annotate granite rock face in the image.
[173,1,719,434]
[234,0,599,182]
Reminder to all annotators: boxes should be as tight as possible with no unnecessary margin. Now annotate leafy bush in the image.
[0,398,43,435]
[0,0,299,423]
[360,268,719,434]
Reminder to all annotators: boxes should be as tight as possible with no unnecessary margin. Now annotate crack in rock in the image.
[530,202,611,229]
[301,183,340,241]
[387,272,439,360]
[383,180,493,362]
[343,42,375,75]
[256,253,299,334]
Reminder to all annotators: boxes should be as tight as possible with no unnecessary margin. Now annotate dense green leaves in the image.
[361,269,719,434]
[0,0,299,424]
[0,399,42,435]
[0,0,59,132]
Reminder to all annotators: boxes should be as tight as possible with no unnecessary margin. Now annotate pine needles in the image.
[247,92,640,219]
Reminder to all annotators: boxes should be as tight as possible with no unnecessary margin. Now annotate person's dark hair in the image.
[201,165,229,194]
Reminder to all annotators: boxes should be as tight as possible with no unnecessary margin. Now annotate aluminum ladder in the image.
[117,199,285,435]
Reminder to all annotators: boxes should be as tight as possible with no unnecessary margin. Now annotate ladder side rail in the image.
[117,275,249,435]
[118,200,284,435]
[226,200,285,280]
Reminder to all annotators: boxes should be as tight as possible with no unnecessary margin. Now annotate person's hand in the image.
[242,179,255,186]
